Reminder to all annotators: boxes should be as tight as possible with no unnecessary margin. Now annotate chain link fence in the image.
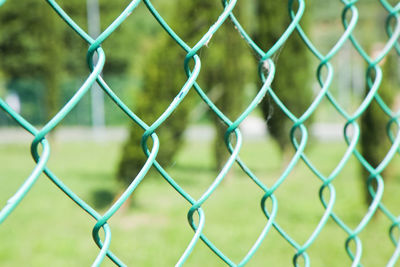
[1,0,400,266]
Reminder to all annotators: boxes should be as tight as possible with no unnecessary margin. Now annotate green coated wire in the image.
[1,0,400,266]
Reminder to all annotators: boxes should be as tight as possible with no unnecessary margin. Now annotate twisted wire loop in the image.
[0,0,400,266]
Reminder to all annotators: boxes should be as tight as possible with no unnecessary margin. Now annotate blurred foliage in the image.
[360,51,398,204]
[254,1,313,154]
[0,0,153,125]
[117,0,207,184]
[117,35,192,184]
[202,1,252,171]
[117,1,253,183]
[0,0,64,121]
[0,0,391,128]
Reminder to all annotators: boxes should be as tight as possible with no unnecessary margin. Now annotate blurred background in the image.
[1,0,400,266]
[0,0,395,127]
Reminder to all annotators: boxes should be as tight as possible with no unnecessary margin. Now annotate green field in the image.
[1,138,400,266]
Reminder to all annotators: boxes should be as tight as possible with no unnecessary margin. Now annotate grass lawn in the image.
[0,137,400,266]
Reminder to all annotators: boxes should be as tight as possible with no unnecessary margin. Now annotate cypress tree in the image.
[254,1,313,156]
[116,1,211,184]
[202,1,250,171]
[116,35,191,184]
[117,0,251,182]
[360,51,397,204]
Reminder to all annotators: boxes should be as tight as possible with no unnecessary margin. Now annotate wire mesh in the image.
[1,0,400,266]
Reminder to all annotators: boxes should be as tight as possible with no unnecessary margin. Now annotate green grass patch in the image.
[0,139,399,266]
